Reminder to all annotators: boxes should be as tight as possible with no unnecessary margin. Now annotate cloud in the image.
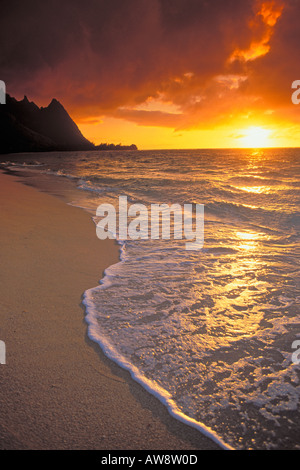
[110,108,184,128]
[1,0,298,130]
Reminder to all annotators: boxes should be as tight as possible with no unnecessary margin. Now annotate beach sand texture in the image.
[0,170,219,450]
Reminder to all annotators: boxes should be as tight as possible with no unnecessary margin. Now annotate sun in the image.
[239,126,273,148]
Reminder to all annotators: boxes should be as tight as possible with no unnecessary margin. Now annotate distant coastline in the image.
[94,143,137,151]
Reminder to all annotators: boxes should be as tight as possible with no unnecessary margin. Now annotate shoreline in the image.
[0,169,221,450]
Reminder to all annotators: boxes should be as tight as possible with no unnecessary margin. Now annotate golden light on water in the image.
[236,230,261,251]
[239,186,271,194]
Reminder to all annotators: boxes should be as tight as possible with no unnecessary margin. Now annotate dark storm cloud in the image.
[0,0,298,127]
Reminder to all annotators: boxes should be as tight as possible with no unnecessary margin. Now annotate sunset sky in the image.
[1,0,300,149]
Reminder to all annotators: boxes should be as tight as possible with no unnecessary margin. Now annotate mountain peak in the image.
[0,94,93,153]
[49,98,60,106]
[47,98,64,111]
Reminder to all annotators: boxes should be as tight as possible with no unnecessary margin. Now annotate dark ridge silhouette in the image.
[0,94,93,154]
[0,94,138,154]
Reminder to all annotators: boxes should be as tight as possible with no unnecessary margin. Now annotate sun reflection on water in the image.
[239,185,271,194]
[235,230,263,251]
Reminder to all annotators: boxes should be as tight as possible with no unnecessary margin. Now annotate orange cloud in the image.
[1,0,299,142]
[229,0,284,62]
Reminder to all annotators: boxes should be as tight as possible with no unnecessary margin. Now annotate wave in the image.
[82,272,234,450]
[0,160,45,168]
[205,199,298,223]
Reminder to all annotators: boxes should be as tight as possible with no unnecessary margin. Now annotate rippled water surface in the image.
[2,148,299,449]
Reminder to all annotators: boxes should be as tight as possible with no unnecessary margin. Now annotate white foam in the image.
[83,281,234,451]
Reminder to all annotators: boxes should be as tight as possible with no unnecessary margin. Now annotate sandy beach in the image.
[0,170,220,450]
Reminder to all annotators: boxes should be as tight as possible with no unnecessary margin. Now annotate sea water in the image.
[2,148,299,449]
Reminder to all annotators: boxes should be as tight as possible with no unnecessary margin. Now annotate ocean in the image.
[1,148,299,450]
